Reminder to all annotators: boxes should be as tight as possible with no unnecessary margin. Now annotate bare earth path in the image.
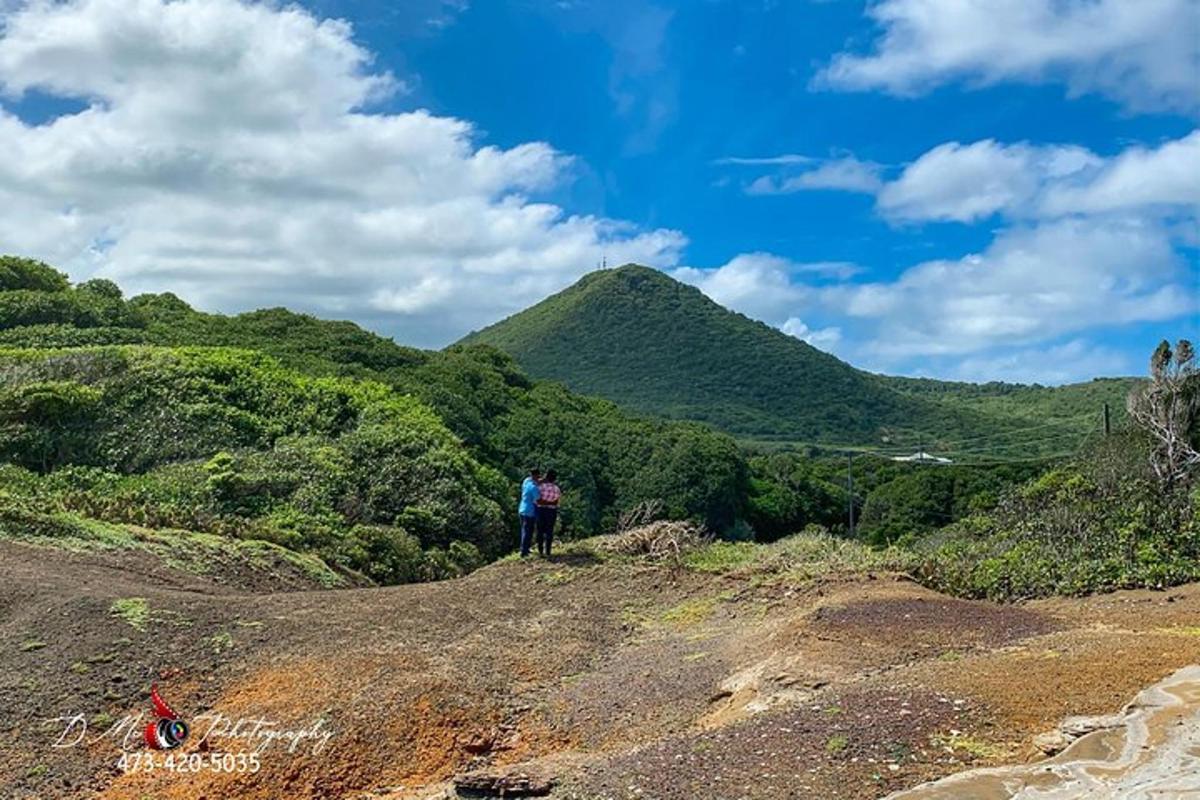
[2,539,1198,799]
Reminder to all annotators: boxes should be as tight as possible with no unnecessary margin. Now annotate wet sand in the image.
[886,665,1200,799]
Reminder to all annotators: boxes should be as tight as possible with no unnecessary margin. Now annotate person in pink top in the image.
[535,469,561,557]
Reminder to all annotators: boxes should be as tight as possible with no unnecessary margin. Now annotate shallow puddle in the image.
[886,665,1200,799]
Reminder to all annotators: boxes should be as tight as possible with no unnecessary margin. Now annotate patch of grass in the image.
[86,652,116,664]
[209,631,234,653]
[538,570,576,586]
[933,732,1008,760]
[675,531,917,587]
[26,764,49,779]
[69,661,90,674]
[91,711,116,729]
[768,533,916,584]
[110,597,150,630]
[19,639,47,652]
[826,734,849,754]
[1,506,344,589]
[683,541,759,573]
[683,651,709,662]
[938,650,963,662]
[619,603,651,628]
[232,537,344,588]
[660,592,733,627]
[1158,626,1200,637]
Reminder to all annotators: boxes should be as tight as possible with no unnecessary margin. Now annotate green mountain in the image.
[461,265,1138,459]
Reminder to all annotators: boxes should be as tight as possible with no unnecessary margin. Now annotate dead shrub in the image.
[597,519,709,565]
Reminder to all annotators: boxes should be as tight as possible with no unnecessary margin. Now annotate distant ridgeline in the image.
[461,265,1139,461]
[0,256,747,584]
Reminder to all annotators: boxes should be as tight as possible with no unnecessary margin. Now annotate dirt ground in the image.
[2,539,1199,800]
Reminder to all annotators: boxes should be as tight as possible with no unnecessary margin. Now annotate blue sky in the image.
[0,0,1196,382]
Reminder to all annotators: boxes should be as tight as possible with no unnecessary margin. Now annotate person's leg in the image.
[542,510,554,554]
[535,508,547,556]
[520,515,535,557]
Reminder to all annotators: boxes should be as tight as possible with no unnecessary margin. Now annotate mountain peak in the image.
[458,266,1133,448]
[459,266,913,443]
[575,263,687,293]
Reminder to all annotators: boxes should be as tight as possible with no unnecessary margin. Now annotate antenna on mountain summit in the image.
[601,253,608,269]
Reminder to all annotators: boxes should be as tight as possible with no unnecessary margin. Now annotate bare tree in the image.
[1127,339,1200,487]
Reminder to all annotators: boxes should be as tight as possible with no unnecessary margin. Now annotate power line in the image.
[937,429,1089,457]
[902,412,1098,449]
[742,410,1103,460]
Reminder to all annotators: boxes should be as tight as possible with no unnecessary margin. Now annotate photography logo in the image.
[143,683,189,750]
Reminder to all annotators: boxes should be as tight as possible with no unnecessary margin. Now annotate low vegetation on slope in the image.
[462,264,1136,455]
[0,346,506,582]
[0,256,751,584]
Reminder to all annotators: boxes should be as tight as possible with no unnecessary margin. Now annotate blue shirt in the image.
[518,477,540,517]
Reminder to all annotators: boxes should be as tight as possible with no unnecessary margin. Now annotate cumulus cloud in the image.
[0,0,685,346]
[879,133,1200,223]
[671,254,853,355]
[817,0,1200,115]
[1039,130,1200,216]
[825,216,1194,357]
[738,132,1200,225]
[672,252,813,324]
[947,339,1133,385]
[780,317,842,351]
[877,140,1099,222]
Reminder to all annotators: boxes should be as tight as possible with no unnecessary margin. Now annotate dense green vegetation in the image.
[917,433,1199,599]
[742,449,1045,546]
[462,265,1135,457]
[0,257,748,583]
[1,256,1193,603]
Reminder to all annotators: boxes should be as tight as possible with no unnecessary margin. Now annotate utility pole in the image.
[846,452,855,537]
[1103,403,1111,436]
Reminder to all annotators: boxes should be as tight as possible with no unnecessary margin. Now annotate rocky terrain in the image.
[3,537,1199,799]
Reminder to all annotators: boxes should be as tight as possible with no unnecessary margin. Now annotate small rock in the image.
[1032,730,1070,755]
[453,772,554,797]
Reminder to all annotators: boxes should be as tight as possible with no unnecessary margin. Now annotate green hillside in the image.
[0,257,749,584]
[461,265,1137,459]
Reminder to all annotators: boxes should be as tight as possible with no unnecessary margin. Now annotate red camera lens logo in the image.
[142,684,189,750]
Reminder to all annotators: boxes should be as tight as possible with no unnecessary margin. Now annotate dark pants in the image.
[519,514,537,557]
[535,506,558,556]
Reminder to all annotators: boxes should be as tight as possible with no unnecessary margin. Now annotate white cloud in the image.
[817,0,1200,115]
[825,216,1194,357]
[876,139,1098,222]
[878,132,1200,223]
[741,132,1199,226]
[672,252,812,323]
[780,317,842,351]
[0,0,685,346]
[746,156,883,195]
[947,339,1133,385]
[715,154,815,166]
[1039,130,1200,216]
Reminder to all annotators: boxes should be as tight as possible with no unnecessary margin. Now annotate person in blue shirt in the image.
[518,468,542,557]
